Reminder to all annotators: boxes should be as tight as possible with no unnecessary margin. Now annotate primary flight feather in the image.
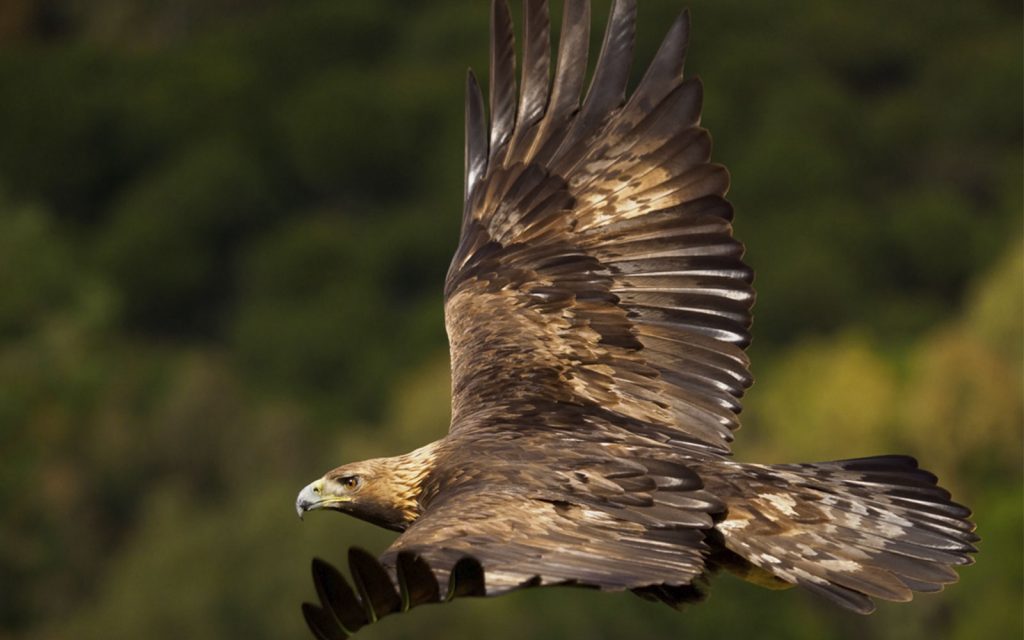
[295,2,977,636]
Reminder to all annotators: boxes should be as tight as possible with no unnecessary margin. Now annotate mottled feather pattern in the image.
[449,0,751,456]
[382,488,710,593]
[704,456,976,614]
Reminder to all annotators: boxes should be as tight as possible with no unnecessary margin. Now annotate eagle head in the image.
[296,451,434,532]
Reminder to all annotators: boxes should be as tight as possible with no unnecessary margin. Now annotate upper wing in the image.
[446,0,754,456]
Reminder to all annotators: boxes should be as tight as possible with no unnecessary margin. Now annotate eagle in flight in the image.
[295,1,977,636]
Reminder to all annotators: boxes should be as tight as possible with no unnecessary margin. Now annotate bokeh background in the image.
[1,1,1021,638]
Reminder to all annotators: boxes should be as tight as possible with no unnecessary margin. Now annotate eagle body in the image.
[296,1,977,636]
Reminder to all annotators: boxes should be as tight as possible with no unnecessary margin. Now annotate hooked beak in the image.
[296,480,320,520]
[295,479,350,519]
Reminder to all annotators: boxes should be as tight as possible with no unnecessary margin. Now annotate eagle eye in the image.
[339,475,361,490]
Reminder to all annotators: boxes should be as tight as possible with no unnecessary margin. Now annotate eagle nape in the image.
[295,0,977,637]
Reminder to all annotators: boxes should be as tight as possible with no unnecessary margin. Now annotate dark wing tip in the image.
[395,551,442,609]
[348,547,402,621]
[302,602,347,640]
[311,556,368,633]
[446,555,487,600]
[578,0,637,123]
[516,0,552,127]
[465,68,489,201]
[631,5,690,104]
[302,551,493,639]
[677,7,692,52]
[488,0,517,160]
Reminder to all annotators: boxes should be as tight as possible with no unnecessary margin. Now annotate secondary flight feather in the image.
[295,2,977,637]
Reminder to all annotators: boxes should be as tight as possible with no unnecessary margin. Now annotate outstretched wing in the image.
[303,454,724,639]
[381,488,710,594]
[380,444,727,596]
[446,0,754,457]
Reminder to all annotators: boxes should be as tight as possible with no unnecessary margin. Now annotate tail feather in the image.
[699,456,977,614]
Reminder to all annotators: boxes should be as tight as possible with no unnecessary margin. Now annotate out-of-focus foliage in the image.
[0,1,1019,639]
[900,246,1023,482]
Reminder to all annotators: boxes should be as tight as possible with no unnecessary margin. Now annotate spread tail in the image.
[701,455,978,614]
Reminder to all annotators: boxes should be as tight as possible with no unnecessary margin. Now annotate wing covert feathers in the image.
[448,0,752,456]
[381,451,723,595]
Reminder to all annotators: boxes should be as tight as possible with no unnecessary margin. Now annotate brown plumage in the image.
[295,2,977,637]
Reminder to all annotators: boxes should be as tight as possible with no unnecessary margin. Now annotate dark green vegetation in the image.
[0,1,1020,638]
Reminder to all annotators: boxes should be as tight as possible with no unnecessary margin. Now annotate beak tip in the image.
[296,481,323,520]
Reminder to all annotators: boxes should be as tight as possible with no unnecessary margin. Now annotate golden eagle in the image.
[295,1,977,636]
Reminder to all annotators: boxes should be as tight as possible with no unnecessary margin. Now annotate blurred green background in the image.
[0,1,1020,638]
